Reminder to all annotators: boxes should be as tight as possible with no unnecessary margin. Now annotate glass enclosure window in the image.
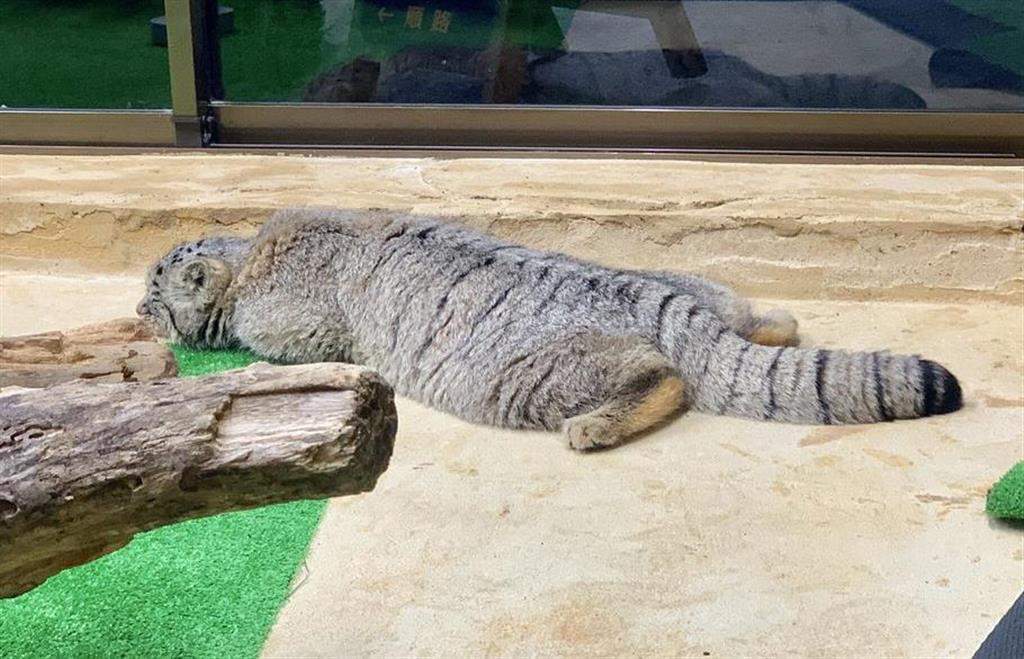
[217,0,1024,111]
[0,0,172,109]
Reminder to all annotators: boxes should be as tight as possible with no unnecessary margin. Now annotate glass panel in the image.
[218,0,1024,110]
[0,0,172,109]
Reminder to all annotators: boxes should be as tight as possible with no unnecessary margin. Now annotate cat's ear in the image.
[180,257,231,298]
[181,260,208,291]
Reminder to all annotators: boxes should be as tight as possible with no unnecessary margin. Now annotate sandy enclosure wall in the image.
[1,154,1021,303]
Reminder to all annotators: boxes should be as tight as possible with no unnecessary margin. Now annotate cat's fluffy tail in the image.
[667,318,962,424]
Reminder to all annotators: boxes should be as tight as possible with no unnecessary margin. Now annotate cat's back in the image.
[328,214,637,406]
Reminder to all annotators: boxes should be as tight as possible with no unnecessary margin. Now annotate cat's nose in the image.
[136,299,150,316]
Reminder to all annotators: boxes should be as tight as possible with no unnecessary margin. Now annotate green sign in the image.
[344,0,577,62]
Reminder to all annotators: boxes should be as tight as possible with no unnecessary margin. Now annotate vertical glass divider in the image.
[165,0,201,146]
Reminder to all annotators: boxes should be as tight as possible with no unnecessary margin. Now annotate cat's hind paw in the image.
[748,308,799,347]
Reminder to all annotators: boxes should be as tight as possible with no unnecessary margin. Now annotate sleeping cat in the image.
[137,208,961,450]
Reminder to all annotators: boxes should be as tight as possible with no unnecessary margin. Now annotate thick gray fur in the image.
[138,208,962,450]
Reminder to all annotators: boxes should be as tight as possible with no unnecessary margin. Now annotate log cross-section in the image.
[0,362,397,599]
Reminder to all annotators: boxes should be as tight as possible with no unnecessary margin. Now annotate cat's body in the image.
[138,208,961,450]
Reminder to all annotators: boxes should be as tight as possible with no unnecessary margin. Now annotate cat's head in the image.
[137,237,249,346]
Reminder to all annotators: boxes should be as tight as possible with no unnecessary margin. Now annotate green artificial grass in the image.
[0,346,328,659]
[0,0,172,109]
[219,0,324,102]
[0,0,325,108]
[986,461,1024,520]
[170,345,267,376]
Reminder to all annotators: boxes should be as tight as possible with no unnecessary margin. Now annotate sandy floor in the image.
[3,272,1020,657]
[2,154,1020,304]
[257,297,1024,658]
[2,151,1021,655]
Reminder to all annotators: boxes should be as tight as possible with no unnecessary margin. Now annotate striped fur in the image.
[138,209,962,447]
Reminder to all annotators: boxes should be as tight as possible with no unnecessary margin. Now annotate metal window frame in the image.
[166,0,201,146]
[1,0,1022,157]
[210,103,1024,156]
[0,110,176,147]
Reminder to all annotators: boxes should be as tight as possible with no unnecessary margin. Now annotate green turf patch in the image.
[170,345,267,376]
[987,461,1024,521]
[0,346,328,658]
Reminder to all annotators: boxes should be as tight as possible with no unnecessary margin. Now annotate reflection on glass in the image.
[218,0,1024,110]
[0,0,172,109]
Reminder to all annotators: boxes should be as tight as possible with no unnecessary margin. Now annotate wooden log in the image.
[0,362,397,598]
[0,317,177,388]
